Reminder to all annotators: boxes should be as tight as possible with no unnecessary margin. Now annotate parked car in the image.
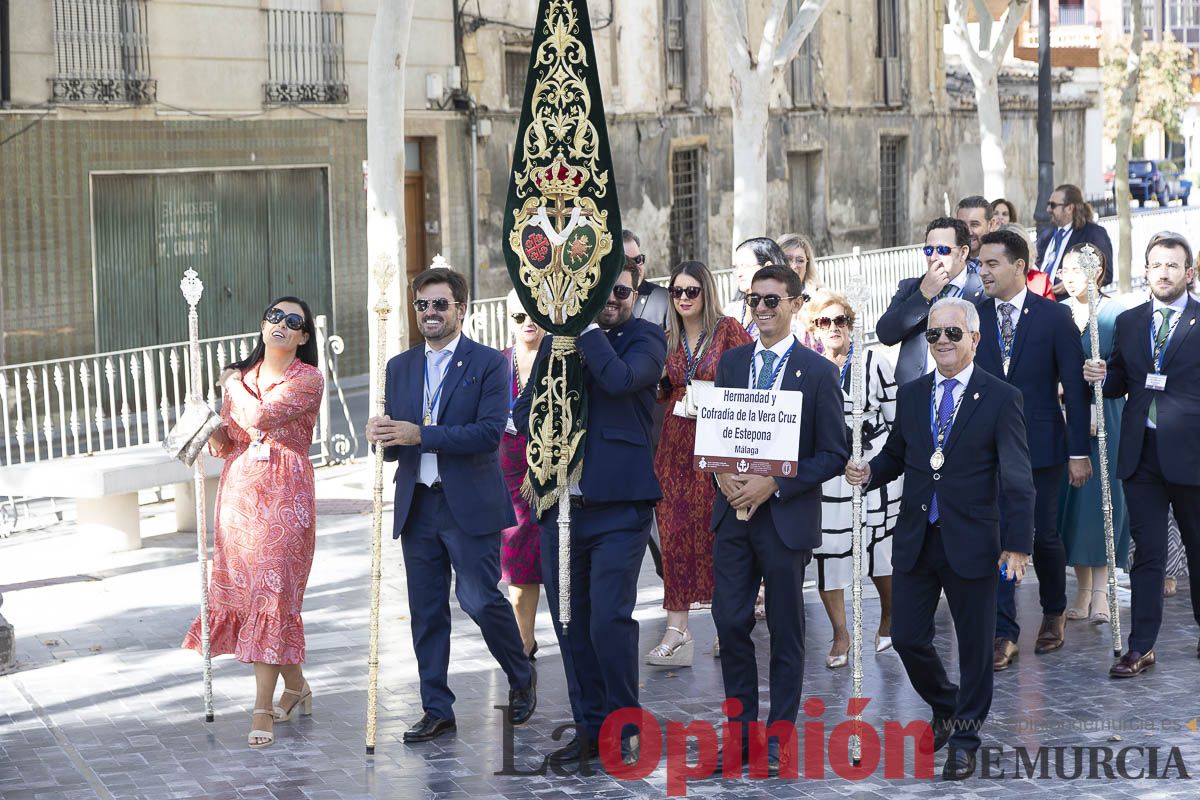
[1127,159,1191,207]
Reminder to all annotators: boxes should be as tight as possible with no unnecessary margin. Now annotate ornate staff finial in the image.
[180,268,204,309]
[1077,243,1101,279]
[372,254,398,316]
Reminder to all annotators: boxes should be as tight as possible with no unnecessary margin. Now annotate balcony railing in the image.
[265,9,348,104]
[51,0,155,105]
[1057,5,1088,27]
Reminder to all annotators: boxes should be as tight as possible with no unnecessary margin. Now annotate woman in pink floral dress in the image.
[182,296,324,749]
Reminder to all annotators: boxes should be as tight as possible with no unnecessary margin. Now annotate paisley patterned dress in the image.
[182,358,324,665]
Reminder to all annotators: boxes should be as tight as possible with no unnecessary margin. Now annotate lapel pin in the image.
[795,370,802,377]
[1191,319,1196,326]
[617,331,623,336]
[1023,308,1029,315]
[973,392,980,400]
[456,360,463,367]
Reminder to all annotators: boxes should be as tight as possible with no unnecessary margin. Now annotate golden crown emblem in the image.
[532,154,589,199]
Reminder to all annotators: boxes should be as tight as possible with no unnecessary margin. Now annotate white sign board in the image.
[692,384,803,478]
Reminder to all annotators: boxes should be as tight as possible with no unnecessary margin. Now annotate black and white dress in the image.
[813,348,901,591]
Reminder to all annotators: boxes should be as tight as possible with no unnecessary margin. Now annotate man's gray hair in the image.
[930,296,980,333]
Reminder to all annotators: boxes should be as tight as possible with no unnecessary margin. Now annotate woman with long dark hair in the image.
[182,296,325,749]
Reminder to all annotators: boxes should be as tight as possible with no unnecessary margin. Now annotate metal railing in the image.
[0,315,350,468]
[264,9,348,104]
[466,204,1200,349]
[51,0,155,105]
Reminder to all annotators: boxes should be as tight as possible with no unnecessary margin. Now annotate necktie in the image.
[998,302,1016,372]
[1046,228,1067,278]
[756,350,778,389]
[1149,308,1174,426]
[937,284,957,300]
[929,377,959,524]
[419,350,452,486]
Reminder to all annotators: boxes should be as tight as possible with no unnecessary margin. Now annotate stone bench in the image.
[0,444,223,550]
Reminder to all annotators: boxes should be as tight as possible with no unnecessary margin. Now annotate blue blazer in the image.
[512,318,667,505]
[710,340,850,550]
[1104,297,1200,485]
[975,292,1091,469]
[876,273,986,387]
[868,367,1035,579]
[382,335,516,538]
[1036,222,1113,287]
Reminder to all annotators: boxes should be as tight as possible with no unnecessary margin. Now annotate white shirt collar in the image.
[754,334,796,360]
[935,362,973,391]
[995,287,1028,314]
[948,266,969,290]
[1057,223,1073,235]
[1152,294,1189,315]
[425,333,462,360]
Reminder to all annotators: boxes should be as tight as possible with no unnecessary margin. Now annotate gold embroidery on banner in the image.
[522,336,585,513]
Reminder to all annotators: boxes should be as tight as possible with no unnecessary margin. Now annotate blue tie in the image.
[1046,228,1067,280]
[929,378,959,523]
[756,350,778,389]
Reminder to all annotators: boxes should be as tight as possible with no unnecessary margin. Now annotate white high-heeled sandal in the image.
[274,682,313,722]
[645,626,694,667]
[248,709,275,749]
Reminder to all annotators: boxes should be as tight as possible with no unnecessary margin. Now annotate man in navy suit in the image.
[710,264,849,776]
[1085,233,1200,677]
[877,217,986,386]
[512,260,667,766]
[848,297,1034,780]
[975,229,1092,669]
[1036,183,1113,297]
[366,265,535,743]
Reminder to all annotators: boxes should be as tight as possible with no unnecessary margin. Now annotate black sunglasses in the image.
[814,314,849,330]
[746,293,793,309]
[413,298,461,312]
[629,254,646,266]
[264,307,305,331]
[510,312,529,323]
[922,245,954,257]
[924,326,965,343]
[668,286,702,300]
[1046,201,1069,210]
[611,284,634,300]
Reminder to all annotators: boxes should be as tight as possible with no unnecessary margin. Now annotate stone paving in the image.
[2,463,1199,800]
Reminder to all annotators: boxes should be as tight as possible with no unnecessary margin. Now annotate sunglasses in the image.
[413,298,461,312]
[1046,201,1069,210]
[922,245,954,257]
[668,286,702,300]
[746,293,793,309]
[510,312,529,323]
[611,284,634,300]
[629,254,646,266]
[814,314,850,330]
[264,307,305,331]
[924,326,965,343]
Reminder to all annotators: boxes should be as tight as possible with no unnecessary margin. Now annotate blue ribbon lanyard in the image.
[423,355,453,424]
[1151,312,1182,374]
[839,343,855,387]
[682,329,708,383]
[750,340,796,389]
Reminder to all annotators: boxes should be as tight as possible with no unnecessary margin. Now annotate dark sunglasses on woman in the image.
[668,286,702,300]
[511,312,529,323]
[813,314,849,330]
[264,307,305,331]
[746,293,792,309]
[922,245,953,257]
[413,298,461,312]
[924,326,965,343]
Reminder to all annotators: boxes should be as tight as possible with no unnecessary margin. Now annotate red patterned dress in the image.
[182,358,324,665]
[653,315,752,610]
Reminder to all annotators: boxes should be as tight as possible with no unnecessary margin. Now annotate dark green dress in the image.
[1058,299,1131,568]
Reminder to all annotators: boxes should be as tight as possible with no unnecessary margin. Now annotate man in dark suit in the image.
[1084,232,1200,678]
[1036,183,1114,296]
[956,195,990,273]
[975,229,1092,669]
[847,297,1035,780]
[366,264,535,743]
[710,264,849,776]
[512,260,667,765]
[877,217,986,386]
[624,229,670,329]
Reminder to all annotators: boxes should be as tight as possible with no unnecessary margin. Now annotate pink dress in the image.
[182,359,324,665]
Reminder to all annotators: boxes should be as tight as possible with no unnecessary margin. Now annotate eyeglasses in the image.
[746,293,793,309]
[923,245,954,257]
[1046,201,1069,210]
[510,312,529,323]
[924,326,965,343]
[413,298,461,312]
[629,254,646,266]
[264,308,305,331]
[668,286,702,300]
[814,314,850,330]
[611,284,634,300]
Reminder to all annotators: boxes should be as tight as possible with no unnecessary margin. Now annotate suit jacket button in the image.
[933,473,941,481]
[921,504,928,512]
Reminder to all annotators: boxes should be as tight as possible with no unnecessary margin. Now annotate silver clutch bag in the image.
[163,400,223,467]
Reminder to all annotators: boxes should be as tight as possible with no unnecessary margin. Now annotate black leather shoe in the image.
[1109,649,1155,678]
[547,734,599,765]
[765,739,782,777]
[508,669,537,725]
[942,748,976,780]
[926,717,953,753]
[402,713,456,743]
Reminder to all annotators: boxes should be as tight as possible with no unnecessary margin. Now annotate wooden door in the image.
[404,173,426,349]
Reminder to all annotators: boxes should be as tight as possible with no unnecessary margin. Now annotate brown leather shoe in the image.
[1034,613,1066,654]
[1109,649,1155,678]
[993,638,1018,671]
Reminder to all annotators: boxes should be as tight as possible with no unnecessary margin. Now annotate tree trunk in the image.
[730,68,772,247]
[366,2,415,404]
[973,69,1007,201]
[1114,0,1144,293]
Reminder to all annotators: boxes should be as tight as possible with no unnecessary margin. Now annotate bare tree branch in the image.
[759,0,791,69]
[990,0,1030,65]
[948,0,988,76]
[773,0,830,69]
[714,0,752,74]
[970,0,992,52]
